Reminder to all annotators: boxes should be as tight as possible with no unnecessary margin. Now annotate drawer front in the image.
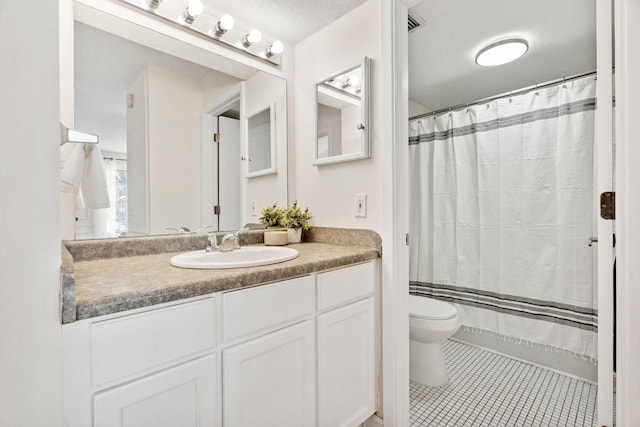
[91,298,216,388]
[222,275,315,342]
[317,261,375,311]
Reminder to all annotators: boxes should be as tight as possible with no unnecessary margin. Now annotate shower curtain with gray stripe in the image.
[409,76,597,361]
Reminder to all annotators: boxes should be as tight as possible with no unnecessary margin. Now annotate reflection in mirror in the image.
[246,105,276,176]
[71,21,287,239]
[314,57,370,166]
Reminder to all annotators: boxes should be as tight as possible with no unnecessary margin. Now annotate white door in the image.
[218,117,241,231]
[93,354,218,427]
[595,1,615,425]
[222,320,315,427]
[317,298,376,427]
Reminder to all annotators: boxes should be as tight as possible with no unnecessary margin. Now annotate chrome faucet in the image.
[219,228,249,252]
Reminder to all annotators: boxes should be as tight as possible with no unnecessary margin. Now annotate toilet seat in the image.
[409,295,457,320]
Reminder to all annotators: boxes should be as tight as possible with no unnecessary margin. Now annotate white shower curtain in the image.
[409,76,598,361]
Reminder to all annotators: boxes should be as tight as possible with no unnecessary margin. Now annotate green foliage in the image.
[259,202,284,227]
[281,200,313,230]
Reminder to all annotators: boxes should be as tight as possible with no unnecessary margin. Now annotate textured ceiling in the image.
[408,0,596,112]
[204,0,367,43]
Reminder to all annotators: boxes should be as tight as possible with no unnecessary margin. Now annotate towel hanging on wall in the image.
[60,143,110,209]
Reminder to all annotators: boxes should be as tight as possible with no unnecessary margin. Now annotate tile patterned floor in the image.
[410,340,598,427]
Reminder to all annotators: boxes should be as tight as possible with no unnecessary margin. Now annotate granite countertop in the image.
[61,227,381,323]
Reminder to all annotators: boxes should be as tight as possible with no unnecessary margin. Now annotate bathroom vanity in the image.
[62,229,381,427]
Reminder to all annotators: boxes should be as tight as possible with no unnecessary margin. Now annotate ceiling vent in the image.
[408,10,426,33]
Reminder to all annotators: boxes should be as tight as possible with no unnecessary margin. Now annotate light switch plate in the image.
[355,194,367,218]
[250,200,258,216]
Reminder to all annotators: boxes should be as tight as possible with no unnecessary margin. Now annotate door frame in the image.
[596,1,615,425]
[201,84,244,230]
[381,0,413,425]
[613,0,640,424]
[383,0,634,425]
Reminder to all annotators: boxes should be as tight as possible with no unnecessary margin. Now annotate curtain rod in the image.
[409,70,597,121]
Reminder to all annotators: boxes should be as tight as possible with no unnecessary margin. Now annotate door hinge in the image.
[405,233,409,246]
[213,133,221,143]
[600,192,615,220]
[213,205,221,215]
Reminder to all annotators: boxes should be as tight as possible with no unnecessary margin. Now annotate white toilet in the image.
[409,295,460,387]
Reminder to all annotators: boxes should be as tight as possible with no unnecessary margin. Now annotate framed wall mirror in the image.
[69,6,288,239]
[314,57,371,166]
[246,104,276,177]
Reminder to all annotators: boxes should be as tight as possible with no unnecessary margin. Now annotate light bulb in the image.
[219,14,234,31]
[243,29,262,47]
[213,14,234,36]
[266,40,284,57]
[181,0,203,24]
[187,0,203,16]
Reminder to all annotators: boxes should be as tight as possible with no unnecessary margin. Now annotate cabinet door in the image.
[223,320,315,427]
[94,354,218,427]
[318,298,376,427]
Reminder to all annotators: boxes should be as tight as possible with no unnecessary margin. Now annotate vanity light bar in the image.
[125,0,284,65]
[324,71,363,97]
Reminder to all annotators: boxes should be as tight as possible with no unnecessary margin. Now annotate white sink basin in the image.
[170,246,299,269]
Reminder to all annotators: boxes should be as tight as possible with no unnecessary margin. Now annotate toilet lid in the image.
[409,295,457,320]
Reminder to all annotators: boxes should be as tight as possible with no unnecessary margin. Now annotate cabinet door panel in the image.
[318,298,376,427]
[223,320,315,427]
[94,354,217,427]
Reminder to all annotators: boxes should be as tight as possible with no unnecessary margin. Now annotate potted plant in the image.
[259,202,284,228]
[281,200,312,243]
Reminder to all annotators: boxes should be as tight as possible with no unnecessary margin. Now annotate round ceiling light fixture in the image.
[475,37,529,67]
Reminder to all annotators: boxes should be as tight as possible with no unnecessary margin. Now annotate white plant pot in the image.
[287,228,302,243]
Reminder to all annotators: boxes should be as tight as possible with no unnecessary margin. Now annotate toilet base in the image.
[410,339,449,387]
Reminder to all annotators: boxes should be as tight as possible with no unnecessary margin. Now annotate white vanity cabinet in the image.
[221,276,316,427]
[63,297,219,427]
[63,260,378,427]
[317,262,377,427]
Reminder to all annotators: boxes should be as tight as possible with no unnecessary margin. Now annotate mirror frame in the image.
[245,103,277,178]
[313,56,371,166]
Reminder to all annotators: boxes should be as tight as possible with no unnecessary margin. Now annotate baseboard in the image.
[452,328,597,383]
[364,414,384,427]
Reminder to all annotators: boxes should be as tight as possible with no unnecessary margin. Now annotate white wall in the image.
[126,71,149,235]
[0,1,63,425]
[294,0,383,232]
[244,72,288,222]
[146,64,203,233]
[201,71,243,106]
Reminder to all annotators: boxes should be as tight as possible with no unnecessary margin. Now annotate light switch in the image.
[355,194,367,218]
[251,200,258,216]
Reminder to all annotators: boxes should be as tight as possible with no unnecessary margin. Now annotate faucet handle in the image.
[234,227,249,236]
[206,233,219,252]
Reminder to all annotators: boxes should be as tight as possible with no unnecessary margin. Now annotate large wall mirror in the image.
[68,8,288,239]
[314,57,371,166]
